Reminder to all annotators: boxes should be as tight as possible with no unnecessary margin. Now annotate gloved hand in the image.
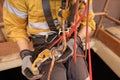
[54,36,84,62]
[51,38,74,62]
[77,36,83,48]
[20,50,42,80]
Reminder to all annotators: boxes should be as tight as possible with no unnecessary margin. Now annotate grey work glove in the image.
[20,50,42,80]
[77,36,83,48]
[54,36,84,62]
[51,38,74,62]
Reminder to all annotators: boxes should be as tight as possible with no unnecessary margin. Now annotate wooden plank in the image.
[105,15,120,25]
[0,28,6,42]
[0,41,33,71]
[0,52,21,71]
[105,26,120,39]
[0,41,20,56]
[0,22,4,27]
[92,39,120,77]
[0,41,33,56]
[96,28,120,57]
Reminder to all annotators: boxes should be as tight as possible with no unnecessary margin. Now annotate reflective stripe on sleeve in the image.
[3,0,27,18]
[28,21,49,29]
[81,0,87,3]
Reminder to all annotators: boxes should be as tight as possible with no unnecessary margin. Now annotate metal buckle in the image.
[58,28,71,35]
[45,33,57,43]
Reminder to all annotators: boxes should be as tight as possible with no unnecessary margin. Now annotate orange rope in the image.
[47,54,55,80]
[49,1,87,49]
[61,19,67,52]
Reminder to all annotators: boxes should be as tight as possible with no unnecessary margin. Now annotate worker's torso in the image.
[4,0,88,35]
[26,0,62,34]
[28,0,61,22]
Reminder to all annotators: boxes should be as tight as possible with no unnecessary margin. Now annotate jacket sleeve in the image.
[79,0,96,30]
[3,0,29,42]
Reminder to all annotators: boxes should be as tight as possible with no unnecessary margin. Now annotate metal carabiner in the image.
[45,33,58,43]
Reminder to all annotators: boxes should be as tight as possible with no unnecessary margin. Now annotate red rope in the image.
[49,0,93,79]
[72,0,79,63]
[86,0,93,80]
[49,4,87,49]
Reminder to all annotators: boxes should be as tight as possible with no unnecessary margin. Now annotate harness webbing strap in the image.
[61,0,66,9]
[68,3,76,26]
[42,0,57,31]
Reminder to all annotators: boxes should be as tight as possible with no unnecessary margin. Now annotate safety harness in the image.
[42,0,57,31]
[42,0,76,32]
[32,0,93,80]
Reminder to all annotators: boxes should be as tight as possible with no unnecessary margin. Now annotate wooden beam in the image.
[96,28,120,57]
[0,28,6,42]
[105,15,120,24]
[95,12,106,16]
[0,22,4,27]
[0,41,33,56]
[0,41,20,56]
[0,41,21,71]
[0,0,4,14]
[0,41,33,71]
[0,52,21,71]
[105,26,120,39]
[92,39,120,77]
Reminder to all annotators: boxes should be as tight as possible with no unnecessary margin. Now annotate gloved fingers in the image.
[22,56,33,70]
[20,49,34,59]
[77,36,84,48]
[22,67,43,80]
[51,47,62,59]
[22,67,34,79]
[67,39,74,54]
[49,39,74,62]
[22,56,41,79]
[56,46,72,62]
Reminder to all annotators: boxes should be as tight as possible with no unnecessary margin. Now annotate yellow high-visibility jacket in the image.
[3,0,96,42]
